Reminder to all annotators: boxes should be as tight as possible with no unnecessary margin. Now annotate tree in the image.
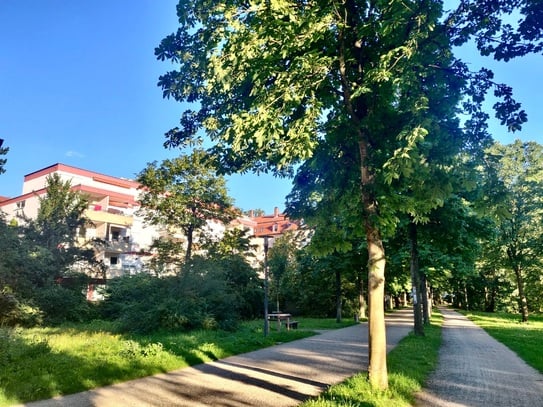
[484,140,543,322]
[156,0,537,389]
[25,173,94,282]
[137,149,238,264]
[1,175,97,325]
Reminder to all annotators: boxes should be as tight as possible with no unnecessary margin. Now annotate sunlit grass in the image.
[0,317,351,406]
[301,311,443,407]
[463,311,543,374]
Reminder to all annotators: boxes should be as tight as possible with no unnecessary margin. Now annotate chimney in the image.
[274,207,279,217]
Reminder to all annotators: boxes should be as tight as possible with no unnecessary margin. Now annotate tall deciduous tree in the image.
[156,0,536,389]
[485,140,543,322]
[137,149,237,264]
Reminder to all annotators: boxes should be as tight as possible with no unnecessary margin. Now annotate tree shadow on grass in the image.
[0,328,203,406]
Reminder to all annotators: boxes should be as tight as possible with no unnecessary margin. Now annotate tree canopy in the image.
[137,149,238,263]
[156,0,542,388]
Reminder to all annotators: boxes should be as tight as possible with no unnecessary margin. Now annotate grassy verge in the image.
[463,311,543,374]
[301,311,443,407]
[0,317,355,406]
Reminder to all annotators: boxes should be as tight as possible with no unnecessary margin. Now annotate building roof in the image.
[251,207,298,237]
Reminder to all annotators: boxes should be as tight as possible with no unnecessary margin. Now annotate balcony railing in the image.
[85,207,133,226]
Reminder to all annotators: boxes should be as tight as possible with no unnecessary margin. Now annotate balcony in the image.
[106,238,132,253]
[85,207,133,226]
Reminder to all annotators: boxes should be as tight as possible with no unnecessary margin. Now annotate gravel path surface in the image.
[416,308,543,407]
[20,309,413,407]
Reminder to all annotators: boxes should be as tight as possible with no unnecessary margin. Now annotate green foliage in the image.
[100,252,261,334]
[33,285,97,325]
[479,140,543,319]
[137,149,238,262]
[0,289,42,327]
[0,176,96,327]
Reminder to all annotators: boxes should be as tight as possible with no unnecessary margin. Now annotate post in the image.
[263,236,270,336]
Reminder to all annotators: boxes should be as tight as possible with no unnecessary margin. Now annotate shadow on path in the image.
[20,309,413,407]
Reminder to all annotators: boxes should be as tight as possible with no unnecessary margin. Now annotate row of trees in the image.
[269,138,543,325]
[155,0,542,389]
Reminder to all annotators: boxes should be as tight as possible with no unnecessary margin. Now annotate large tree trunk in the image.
[358,132,388,389]
[409,221,424,336]
[366,221,388,389]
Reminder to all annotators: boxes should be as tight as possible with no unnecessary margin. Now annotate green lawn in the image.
[0,317,355,406]
[464,311,543,374]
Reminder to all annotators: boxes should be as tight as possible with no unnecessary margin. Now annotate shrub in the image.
[0,290,43,327]
[33,285,95,325]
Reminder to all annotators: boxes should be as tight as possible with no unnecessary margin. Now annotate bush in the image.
[0,290,43,327]
[34,285,96,325]
[100,266,251,334]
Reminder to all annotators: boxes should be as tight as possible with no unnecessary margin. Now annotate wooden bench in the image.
[284,320,299,330]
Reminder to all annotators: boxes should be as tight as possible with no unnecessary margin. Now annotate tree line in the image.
[154,0,542,389]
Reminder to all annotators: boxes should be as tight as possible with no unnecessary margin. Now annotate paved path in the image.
[416,308,543,407]
[21,309,413,407]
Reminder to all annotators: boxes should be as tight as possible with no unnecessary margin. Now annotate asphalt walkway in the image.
[22,309,413,407]
[416,308,543,406]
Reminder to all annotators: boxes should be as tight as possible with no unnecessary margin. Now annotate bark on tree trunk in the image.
[359,136,387,389]
[409,221,424,336]
[366,222,388,389]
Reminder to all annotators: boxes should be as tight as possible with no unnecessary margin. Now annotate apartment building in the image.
[0,163,161,279]
[0,164,299,281]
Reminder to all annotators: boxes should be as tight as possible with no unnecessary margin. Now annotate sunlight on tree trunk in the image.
[367,227,387,389]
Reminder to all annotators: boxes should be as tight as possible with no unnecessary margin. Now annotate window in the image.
[110,256,118,265]
[16,200,25,210]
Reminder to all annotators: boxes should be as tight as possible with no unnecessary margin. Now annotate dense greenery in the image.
[155,0,541,389]
[137,149,238,264]
[0,175,99,326]
[99,252,262,334]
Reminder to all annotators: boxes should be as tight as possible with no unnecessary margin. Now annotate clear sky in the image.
[1,1,542,213]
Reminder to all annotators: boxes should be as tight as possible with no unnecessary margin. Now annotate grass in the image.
[463,311,543,374]
[300,311,443,407]
[0,317,355,406]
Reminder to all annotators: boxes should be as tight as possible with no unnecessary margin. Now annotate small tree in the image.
[137,149,238,264]
[24,174,94,282]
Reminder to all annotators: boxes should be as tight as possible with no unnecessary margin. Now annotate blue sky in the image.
[1,2,542,213]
